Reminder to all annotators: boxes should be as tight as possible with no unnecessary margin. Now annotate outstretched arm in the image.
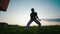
[35,16,41,21]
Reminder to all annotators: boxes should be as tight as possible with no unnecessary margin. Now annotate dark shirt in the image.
[30,12,37,20]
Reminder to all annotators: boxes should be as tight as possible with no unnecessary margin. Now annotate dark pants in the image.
[25,19,41,30]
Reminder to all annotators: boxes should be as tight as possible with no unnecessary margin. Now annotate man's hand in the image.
[38,18,41,21]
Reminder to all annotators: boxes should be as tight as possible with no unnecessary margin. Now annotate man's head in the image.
[31,8,35,12]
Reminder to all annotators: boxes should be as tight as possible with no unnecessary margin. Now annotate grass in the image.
[0,25,60,34]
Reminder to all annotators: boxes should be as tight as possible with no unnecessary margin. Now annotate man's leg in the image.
[34,19,41,29]
[25,19,33,30]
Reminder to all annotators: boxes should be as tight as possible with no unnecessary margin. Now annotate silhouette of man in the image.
[25,8,41,30]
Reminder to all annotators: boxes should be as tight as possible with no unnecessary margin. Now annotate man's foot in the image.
[38,26,41,30]
[24,27,29,31]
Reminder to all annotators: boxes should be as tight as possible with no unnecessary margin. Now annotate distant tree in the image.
[0,22,8,27]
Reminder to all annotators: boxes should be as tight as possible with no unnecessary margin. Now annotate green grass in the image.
[0,25,60,34]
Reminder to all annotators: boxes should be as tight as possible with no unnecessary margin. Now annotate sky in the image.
[0,0,60,26]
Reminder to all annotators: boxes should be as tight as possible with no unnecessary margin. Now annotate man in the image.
[25,8,41,30]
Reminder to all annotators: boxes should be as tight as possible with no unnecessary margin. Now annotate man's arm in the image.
[35,12,41,21]
[35,16,41,21]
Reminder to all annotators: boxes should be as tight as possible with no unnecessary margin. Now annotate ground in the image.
[0,25,60,34]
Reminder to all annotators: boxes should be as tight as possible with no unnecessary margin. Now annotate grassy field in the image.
[0,25,60,34]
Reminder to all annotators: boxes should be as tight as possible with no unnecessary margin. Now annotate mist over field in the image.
[41,18,60,26]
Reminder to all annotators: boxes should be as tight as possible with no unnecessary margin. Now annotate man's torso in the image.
[30,12,37,20]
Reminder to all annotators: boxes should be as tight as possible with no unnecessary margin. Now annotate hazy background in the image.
[0,0,60,26]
